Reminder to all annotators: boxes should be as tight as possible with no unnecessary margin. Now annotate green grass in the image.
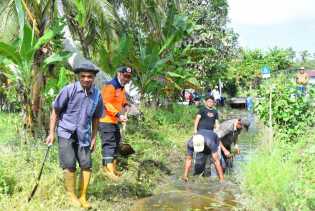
[0,105,195,210]
[0,112,22,144]
[241,130,315,210]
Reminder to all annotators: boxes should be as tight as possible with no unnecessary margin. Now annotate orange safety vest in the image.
[100,77,128,124]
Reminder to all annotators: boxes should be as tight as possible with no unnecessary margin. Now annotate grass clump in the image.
[241,131,315,210]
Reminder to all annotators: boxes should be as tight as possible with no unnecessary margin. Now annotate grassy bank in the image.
[241,131,315,210]
[0,105,196,210]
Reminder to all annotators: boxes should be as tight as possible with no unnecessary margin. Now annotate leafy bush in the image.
[243,73,315,210]
[255,74,315,141]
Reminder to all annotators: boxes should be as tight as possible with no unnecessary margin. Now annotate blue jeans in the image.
[297,85,306,96]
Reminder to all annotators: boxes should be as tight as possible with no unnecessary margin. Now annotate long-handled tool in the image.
[28,144,52,202]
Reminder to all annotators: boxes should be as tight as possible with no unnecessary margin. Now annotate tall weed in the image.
[242,131,315,210]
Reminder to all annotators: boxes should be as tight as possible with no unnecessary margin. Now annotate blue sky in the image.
[228,0,315,54]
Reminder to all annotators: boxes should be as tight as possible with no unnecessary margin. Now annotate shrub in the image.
[256,74,315,142]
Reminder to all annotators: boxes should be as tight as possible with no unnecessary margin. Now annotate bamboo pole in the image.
[269,85,273,150]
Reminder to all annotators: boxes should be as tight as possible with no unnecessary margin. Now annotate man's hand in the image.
[234,145,240,155]
[223,149,231,158]
[118,114,128,122]
[90,137,96,152]
[181,175,189,182]
[45,133,55,146]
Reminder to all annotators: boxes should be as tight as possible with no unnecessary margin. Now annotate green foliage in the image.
[43,67,74,112]
[242,132,315,210]
[255,74,315,141]
[182,0,239,85]
[243,72,315,210]
[226,48,293,94]
[95,3,200,99]
[151,104,197,129]
[0,14,65,103]
[0,161,15,196]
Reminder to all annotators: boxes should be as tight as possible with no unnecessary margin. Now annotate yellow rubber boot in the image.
[63,170,81,207]
[102,163,120,181]
[79,170,92,209]
[113,160,123,177]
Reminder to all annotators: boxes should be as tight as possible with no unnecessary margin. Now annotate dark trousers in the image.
[58,134,92,171]
[99,122,121,165]
[193,152,211,176]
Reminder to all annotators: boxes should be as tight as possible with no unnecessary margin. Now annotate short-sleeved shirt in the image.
[197,107,218,131]
[214,119,241,149]
[186,129,219,156]
[53,81,104,147]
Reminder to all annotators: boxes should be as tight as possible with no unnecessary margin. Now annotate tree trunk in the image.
[30,47,46,137]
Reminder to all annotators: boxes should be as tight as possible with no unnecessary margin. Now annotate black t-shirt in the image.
[197,107,218,131]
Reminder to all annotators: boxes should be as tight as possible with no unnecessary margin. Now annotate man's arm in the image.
[220,141,230,157]
[233,135,240,155]
[46,108,59,145]
[90,117,99,152]
[214,119,220,129]
[194,114,201,134]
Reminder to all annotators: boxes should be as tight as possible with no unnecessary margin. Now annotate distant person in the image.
[182,130,224,182]
[211,86,221,105]
[214,118,250,172]
[46,62,103,208]
[192,91,201,105]
[206,87,212,97]
[295,67,309,95]
[184,90,193,105]
[246,96,254,113]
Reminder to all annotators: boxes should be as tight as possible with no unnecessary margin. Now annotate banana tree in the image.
[91,1,200,103]
[0,0,64,134]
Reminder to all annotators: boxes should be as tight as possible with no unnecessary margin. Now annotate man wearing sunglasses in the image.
[99,66,132,180]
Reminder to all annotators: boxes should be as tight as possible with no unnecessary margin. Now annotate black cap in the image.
[73,60,99,74]
[117,66,132,74]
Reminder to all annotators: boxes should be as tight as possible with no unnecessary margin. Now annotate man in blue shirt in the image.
[182,130,224,182]
[46,61,103,208]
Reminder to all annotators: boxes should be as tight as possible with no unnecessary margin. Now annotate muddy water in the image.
[131,110,260,211]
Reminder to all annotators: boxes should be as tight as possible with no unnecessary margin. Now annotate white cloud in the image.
[228,0,315,25]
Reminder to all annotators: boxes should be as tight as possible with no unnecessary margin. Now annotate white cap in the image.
[192,134,205,152]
